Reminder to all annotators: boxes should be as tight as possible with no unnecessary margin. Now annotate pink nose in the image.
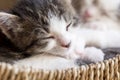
[61,41,71,48]
[84,9,92,19]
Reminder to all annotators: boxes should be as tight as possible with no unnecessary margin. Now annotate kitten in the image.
[0,0,98,70]
[72,0,120,30]
[0,0,119,70]
[71,0,120,61]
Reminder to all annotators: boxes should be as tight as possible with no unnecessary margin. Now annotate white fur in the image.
[15,54,79,70]
[81,17,120,31]
[99,0,120,11]
[47,15,85,59]
[84,47,104,62]
[69,27,120,62]
[79,0,120,22]
[0,12,16,17]
[49,15,71,49]
[72,28,120,48]
[75,0,120,49]
[0,12,17,24]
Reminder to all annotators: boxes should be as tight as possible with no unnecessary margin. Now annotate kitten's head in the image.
[0,0,80,58]
[72,0,120,23]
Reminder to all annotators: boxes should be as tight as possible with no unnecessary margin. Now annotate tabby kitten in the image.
[0,0,97,70]
[0,0,119,70]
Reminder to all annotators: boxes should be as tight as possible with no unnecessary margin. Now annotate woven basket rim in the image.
[0,54,119,72]
[0,55,119,80]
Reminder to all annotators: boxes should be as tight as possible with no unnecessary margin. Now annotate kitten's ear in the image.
[0,12,21,39]
[0,12,34,50]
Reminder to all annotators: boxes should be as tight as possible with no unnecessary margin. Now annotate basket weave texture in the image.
[0,55,120,80]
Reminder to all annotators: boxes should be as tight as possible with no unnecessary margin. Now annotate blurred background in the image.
[0,0,16,11]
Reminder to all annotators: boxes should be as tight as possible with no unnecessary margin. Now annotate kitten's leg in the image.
[77,29,120,48]
[101,31,120,48]
[93,31,120,48]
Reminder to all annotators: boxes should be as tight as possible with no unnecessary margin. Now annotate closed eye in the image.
[46,36,54,39]
[66,22,72,31]
[42,35,55,40]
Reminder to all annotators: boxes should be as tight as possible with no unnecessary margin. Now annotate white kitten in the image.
[76,0,120,30]
[70,0,120,62]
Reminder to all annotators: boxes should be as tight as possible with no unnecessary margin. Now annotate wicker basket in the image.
[0,55,119,80]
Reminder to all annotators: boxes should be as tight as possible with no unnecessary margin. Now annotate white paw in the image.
[84,47,105,62]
